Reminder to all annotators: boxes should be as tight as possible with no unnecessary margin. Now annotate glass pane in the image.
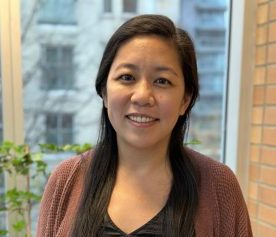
[38,0,76,25]
[62,130,73,145]
[20,0,230,233]
[45,131,58,144]
[62,114,73,128]
[104,0,112,13]
[123,0,137,13]
[62,47,73,64]
[181,0,229,160]
[46,47,58,63]
[46,114,57,129]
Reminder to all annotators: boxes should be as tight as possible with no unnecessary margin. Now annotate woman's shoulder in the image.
[46,149,93,188]
[185,147,236,184]
[37,150,93,236]
[186,148,252,236]
[185,147,244,200]
[53,150,92,175]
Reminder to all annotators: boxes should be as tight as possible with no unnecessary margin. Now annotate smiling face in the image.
[104,35,190,151]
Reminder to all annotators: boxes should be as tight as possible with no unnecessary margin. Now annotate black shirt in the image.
[101,208,165,237]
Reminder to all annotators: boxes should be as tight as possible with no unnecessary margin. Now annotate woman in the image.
[36,15,252,237]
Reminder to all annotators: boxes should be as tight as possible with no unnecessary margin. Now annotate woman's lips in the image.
[126,114,159,124]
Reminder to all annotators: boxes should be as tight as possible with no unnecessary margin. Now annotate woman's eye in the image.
[119,74,135,82]
[155,78,171,85]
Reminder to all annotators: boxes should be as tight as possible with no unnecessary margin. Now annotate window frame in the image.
[37,0,77,25]
[0,0,24,235]
[45,112,74,145]
[103,0,113,13]
[0,0,24,143]
[224,0,255,195]
[41,44,75,90]
[122,0,138,14]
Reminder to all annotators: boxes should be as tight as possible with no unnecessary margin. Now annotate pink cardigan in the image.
[36,149,253,237]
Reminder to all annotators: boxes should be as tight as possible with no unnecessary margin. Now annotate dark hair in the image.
[70,14,199,237]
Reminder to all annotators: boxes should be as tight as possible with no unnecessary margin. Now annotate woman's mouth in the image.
[127,115,158,123]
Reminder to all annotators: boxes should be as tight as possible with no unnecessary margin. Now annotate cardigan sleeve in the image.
[36,164,61,237]
[36,155,83,237]
[214,164,253,237]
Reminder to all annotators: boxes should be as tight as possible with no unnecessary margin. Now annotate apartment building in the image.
[180,0,229,160]
[21,0,181,148]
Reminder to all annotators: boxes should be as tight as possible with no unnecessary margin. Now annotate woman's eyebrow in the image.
[114,63,179,76]
[155,66,179,77]
[114,63,138,71]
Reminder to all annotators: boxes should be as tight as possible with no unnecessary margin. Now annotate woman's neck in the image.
[116,141,171,178]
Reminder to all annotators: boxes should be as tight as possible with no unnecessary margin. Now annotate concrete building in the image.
[21,0,229,162]
[21,0,181,149]
[180,0,229,160]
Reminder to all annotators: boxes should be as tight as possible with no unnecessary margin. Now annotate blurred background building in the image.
[180,0,228,159]
[21,0,229,161]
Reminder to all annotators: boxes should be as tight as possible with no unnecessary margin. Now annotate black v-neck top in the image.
[100,208,165,237]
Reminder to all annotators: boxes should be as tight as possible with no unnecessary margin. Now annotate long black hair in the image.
[70,14,199,237]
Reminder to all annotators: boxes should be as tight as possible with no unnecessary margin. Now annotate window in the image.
[196,31,225,47]
[45,113,73,146]
[197,52,225,71]
[38,0,76,25]
[196,0,226,7]
[104,0,112,13]
[41,45,74,90]
[123,0,137,13]
[199,73,224,95]
[181,0,229,160]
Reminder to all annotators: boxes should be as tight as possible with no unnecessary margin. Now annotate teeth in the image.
[128,115,155,123]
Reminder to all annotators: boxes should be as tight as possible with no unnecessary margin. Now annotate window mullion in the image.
[0,0,24,143]
[0,0,25,235]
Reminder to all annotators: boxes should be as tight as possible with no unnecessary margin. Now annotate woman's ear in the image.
[179,95,191,116]
[101,89,108,108]
[103,94,108,108]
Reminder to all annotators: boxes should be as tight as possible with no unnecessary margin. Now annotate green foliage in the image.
[12,219,26,232]
[39,143,92,154]
[185,139,201,145]
[0,230,8,235]
[0,141,92,237]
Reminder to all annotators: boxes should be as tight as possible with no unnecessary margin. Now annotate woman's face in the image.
[104,35,190,150]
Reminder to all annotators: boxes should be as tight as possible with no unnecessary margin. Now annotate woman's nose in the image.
[130,80,155,106]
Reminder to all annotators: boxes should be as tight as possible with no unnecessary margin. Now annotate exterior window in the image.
[123,0,137,13]
[196,30,225,47]
[45,113,73,146]
[104,0,112,13]
[41,45,74,90]
[181,0,228,160]
[197,52,224,72]
[38,0,76,25]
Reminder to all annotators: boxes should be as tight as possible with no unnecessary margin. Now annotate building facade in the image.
[180,0,229,160]
[21,0,229,162]
[21,0,182,148]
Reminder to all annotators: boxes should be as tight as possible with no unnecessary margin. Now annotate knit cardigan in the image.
[36,149,253,237]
